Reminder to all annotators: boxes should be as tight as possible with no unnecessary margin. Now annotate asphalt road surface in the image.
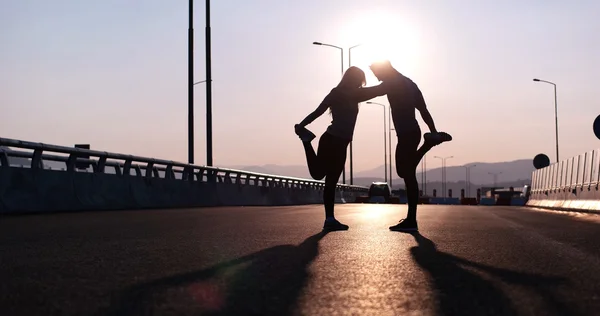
[3,204,600,315]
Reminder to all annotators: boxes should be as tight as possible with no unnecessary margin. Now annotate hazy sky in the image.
[2,0,600,173]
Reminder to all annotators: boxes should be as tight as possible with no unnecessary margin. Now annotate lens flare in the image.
[342,10,422,79]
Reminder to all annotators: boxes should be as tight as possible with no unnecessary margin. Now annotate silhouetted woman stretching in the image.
[295,66,385,230]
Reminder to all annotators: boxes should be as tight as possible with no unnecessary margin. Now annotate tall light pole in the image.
[434,155,453,197]
[188,0,194,164]
[422,154,427,195]
[533,78,559,162]
[463,164,476,197]
[388,124,396,188]
[348,44,362,68]
[489,171,502,188]
[313,42,344,76]
[206,0,213,166]
[313,41,345,184]
[366,102,387,182]
[347,44,362,185]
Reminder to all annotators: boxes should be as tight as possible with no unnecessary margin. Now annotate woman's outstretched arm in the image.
[298,96,332,127]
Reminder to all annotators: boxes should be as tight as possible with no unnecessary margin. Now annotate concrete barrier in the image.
[460,198,478,205]
[510,197,527,206]
[0,167,362,214]
[428,197,461,205]
[527,149,600,212]
[0,137,369,214]
[479,198,496,205]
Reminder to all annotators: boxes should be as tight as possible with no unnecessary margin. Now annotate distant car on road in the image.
[355,182,400,203]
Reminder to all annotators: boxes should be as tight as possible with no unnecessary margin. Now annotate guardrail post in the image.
[589,151,595,190]
[123,158,133,176]
[95,156,107,173]
[195,168,205,182]
[207,169,217,183]
[0,150,8,168]
[165,164,175,179]
[224,172,232,184]
[31,149,43,169]
[575,155,581,191]
[113,164,122,176]
[583,152,588,186]
[66,153,78,172]
[145,161,155,178]
[134,165,143,177]
[182,166,194,181]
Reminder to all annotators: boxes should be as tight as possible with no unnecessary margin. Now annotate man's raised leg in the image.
[389,131,451,232]
[413,132,453,167]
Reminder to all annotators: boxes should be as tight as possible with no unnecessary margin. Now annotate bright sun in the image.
[340,10,422,81]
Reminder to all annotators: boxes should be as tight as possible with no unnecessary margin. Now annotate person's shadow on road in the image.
[407,231,579,316]
[104,230,330,316]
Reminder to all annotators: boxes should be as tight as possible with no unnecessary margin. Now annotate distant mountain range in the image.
[228,158,535,190]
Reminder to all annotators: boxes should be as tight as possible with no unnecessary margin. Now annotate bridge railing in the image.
[528,148,600,211]
[530,149,599,195]
[0,137,368,192]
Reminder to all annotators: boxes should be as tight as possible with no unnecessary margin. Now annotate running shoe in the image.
[389,218,418,232]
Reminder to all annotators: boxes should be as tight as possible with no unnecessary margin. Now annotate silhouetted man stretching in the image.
[370,60,452,232]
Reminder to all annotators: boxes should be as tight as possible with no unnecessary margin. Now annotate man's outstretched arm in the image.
[415,87,438,133]
[354,83,388,103]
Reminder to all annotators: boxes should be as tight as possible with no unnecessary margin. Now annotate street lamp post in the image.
[313,41,345,184]
[313,42,344,80]
[463,164,477,197]
[206,0,213,167]
[348,44,362,68]
[489,172,502,188]
[188,0,194,164]
[434,155,453,197]
[366,102,387,182]
[389,108,394,188]
[348,44,362,186]
[422,154,427,195]
[533,78,559,162]
[189,0,213,166]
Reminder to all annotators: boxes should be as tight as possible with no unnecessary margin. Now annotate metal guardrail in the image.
[0,137,368,192]
[531,148,600,195]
